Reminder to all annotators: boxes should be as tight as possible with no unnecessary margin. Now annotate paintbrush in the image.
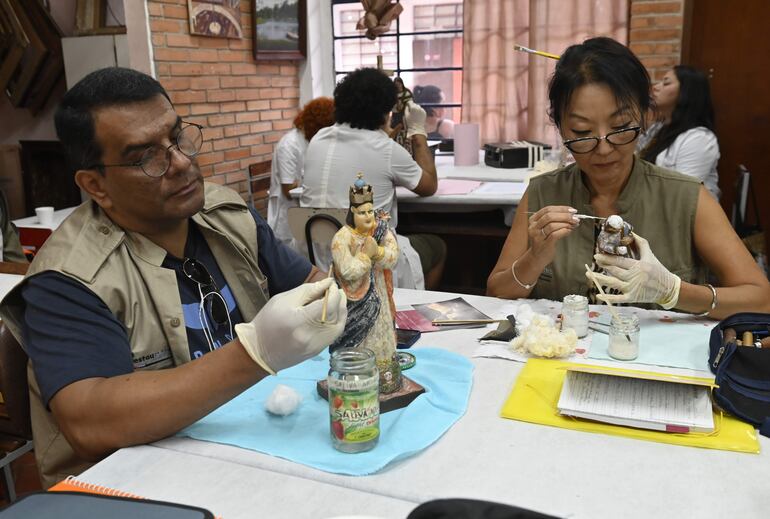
[320,268,334,323]
[584,264,631,341]
[526,211,606,221]
[513,44,560,60]
[432,319,507,326]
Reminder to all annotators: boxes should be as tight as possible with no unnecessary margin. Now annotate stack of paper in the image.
[557,369,714,433]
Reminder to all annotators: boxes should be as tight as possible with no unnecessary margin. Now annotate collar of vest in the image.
[59,183,250,282]
[574,156,646,215]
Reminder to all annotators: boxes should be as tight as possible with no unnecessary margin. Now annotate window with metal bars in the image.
[331,0,463,126]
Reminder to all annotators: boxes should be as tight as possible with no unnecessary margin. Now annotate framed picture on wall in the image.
[252,0,306,60]
[188,0,243,38]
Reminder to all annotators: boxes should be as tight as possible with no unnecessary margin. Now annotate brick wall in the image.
[147,0,300,212]
[628,0,686,80]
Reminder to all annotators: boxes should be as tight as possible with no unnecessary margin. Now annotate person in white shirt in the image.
[639,66,721,199]
[302,68,445,290]
[267,97,335,250]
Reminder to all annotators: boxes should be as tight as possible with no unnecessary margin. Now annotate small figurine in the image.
[597,214,635,257]
[356,0,404,40]
[329,174,402,394]
[390,77,413,154]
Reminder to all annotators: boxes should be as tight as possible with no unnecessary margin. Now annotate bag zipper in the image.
[712,345,726,368]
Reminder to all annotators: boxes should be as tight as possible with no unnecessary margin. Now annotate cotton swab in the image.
[320,268,334,323]
[526,211,606,221]
[513,44,560,60]
[585,264,631,341]
[585,264,621,322]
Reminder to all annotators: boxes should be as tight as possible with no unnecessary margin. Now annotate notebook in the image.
[557,367,715,433]
[0,492,213,519]
[38,476,218,518]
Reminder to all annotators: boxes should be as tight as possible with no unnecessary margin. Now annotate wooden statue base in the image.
[317,376,425,414]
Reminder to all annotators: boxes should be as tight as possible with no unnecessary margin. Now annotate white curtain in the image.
[462,0,628,145]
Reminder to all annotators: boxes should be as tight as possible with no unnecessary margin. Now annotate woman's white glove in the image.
[404,101,427,139]
[587,233,681,309]
[234,277,347,374]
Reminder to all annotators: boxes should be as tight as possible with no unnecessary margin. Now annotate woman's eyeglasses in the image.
[562,126,641,154]
[182,258,232,352]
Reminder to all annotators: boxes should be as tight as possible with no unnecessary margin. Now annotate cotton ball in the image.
[265,384,303,416]
[515,303,535,333]
[510,313,576,358]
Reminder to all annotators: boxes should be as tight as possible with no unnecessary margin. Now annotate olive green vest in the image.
[0,183,270,488]
[527,157,703,303]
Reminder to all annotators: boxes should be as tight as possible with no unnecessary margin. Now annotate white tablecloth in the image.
[84,290,769,519]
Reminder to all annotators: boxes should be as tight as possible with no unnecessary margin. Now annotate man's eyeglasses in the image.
[91,122,204,178]
[182,258,232,352]
[562,126,641,154]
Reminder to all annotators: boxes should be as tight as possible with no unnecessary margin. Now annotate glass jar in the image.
[328,348,380,453]
[608,312,640,361]
[562,294,589,338]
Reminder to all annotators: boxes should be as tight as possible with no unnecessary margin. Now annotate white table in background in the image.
[291,151,530,226]
[84,289,769,518]
[12,206,77,231]
[433,150,531,183]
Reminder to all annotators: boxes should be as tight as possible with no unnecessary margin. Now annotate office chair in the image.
[287,207,347,270]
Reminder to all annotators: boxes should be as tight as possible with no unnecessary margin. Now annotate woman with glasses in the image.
[487,37,770,318]
[639,66,721,200]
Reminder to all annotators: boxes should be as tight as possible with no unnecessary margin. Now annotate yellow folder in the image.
[500,358,759,453]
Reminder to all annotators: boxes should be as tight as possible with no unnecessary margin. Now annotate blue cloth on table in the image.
[178,348,473,475]
[588,313,713,371]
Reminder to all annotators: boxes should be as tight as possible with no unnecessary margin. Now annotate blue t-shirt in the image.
[22,209,311,407]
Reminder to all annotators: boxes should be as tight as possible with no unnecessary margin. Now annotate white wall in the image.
[299,0,335,105]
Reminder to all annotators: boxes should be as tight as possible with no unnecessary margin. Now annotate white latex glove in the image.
[587,233,681,309]
[403,100,427,139]
[235,277,347,374]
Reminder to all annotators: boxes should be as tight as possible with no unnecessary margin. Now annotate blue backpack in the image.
[708,313,770,437]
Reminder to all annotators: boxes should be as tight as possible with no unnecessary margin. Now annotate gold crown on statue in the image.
[349,172,374,205]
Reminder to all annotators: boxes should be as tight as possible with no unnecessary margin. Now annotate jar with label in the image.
[328,348,380,453]
[608,312,640,361]
[562,294,589,338]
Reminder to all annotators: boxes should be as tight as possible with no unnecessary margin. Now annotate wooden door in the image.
[683,0,770,250]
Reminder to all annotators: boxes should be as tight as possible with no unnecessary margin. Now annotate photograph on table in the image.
[252,0,306,60]
[188,0,243,38]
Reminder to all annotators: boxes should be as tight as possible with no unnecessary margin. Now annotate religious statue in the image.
[356,0,403,40]
[597,214,635,257]
[329,174,402,394]
[389,77,413,154]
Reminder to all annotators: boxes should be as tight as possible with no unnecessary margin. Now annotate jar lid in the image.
[563,294,588,306]
[397,351,416,370]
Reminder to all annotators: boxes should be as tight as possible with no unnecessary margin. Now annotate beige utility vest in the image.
[526,157,704,303]
[0,183,270,488]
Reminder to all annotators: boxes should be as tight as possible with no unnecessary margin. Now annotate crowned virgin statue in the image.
[329,174,402,394]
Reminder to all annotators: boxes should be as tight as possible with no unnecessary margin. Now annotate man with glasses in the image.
[0,67,347,487]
